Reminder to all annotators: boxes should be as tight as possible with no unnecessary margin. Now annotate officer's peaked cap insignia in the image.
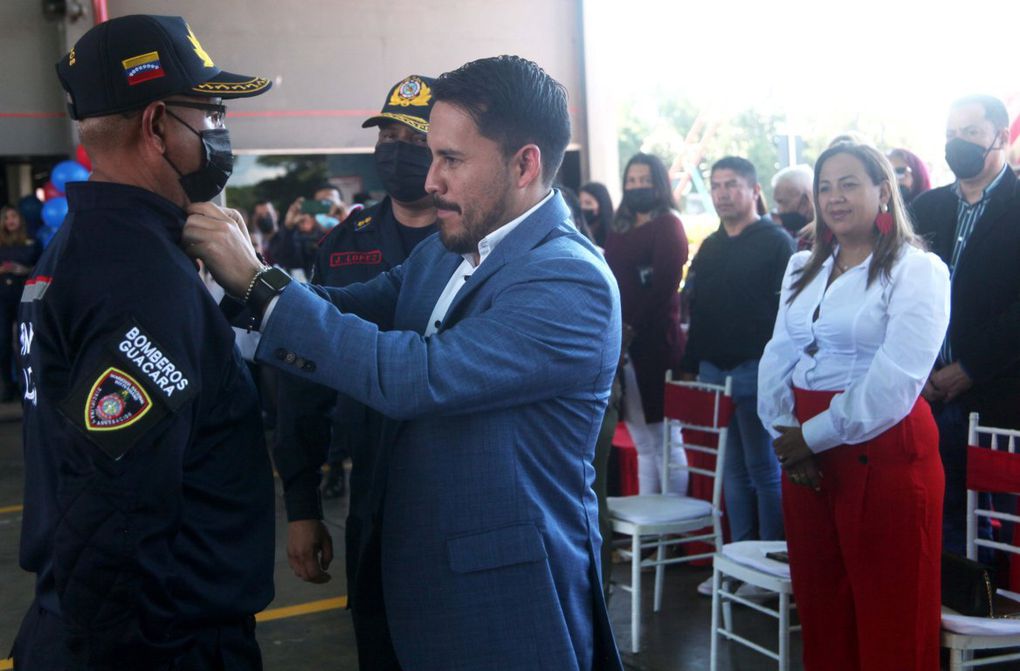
[362,74,436,135]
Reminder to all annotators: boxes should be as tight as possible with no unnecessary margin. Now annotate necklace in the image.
[833,248,870,274]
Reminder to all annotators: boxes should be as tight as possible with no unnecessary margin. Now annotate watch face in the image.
[260,268,292,291]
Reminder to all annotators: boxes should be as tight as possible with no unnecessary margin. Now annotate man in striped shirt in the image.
[913,94,1020,555]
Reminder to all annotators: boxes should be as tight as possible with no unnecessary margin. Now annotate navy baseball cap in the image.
[56,15,271,120]
[362,75,436,134]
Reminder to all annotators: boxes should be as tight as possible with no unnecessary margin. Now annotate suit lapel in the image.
[443,192,571,324]
[934,191,959,261]
[963,169,1019,253]
[398,245,463,334]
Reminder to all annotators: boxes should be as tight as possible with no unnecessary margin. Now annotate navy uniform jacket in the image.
[17,182,274,668]
[273,196,435,612]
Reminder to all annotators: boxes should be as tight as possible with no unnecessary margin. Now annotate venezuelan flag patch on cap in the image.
[122,51,165,86]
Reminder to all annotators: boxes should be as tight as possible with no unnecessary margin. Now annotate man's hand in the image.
[182,202,263,297]
[284,197,304,229]
[930,362,973,403]
[921,373,947,404]
[772,425,812,468]
[287,519,334,584]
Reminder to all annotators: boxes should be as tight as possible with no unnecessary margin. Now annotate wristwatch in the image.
[244,266,292,329]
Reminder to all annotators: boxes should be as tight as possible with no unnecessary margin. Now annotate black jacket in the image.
[911,168,1020,427]
[681,217,794,372]
[272,197,435,613]
[18,182,274,669]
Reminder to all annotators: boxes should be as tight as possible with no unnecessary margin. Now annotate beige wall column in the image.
[580,0,621,203]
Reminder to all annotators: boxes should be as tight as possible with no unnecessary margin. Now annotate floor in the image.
[0,403,1009,670]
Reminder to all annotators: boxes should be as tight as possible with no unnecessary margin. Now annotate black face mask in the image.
[945,137,996,180]
[775,210,808,235]
[255,216,275,235]
[623,187,658,214]
[375,141,432,203]
[898,184,913,204]
[163,109,234,202]
[581,208,598,225]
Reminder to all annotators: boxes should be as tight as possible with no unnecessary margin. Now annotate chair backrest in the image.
[965,412,1020,563]
[661,373,734,505]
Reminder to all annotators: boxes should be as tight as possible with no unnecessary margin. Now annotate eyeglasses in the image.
[164,101,227,127]
[893,166,912,177]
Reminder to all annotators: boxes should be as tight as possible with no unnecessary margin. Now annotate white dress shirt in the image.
[424,190,553,337]
[757,245,950,453]
[263,191,555,331]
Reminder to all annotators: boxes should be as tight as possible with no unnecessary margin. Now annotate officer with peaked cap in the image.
[274,74,438,671]
[13,15,274,670]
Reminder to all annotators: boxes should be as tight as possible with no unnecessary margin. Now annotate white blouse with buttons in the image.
[757,245,950,453]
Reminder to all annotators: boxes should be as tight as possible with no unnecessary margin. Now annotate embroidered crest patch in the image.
[388,77,432,108]
[58,317,197,460]
[84,367,152,431]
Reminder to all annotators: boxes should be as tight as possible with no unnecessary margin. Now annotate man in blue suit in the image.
[185,55,623,670]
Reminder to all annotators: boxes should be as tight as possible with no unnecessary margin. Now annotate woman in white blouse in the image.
[758,140,950,671]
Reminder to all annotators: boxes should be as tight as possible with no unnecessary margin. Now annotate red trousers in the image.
[785,388,944,671]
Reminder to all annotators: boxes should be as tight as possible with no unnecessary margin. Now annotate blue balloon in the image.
[36,225,58,249]
[41,196,68,229]
[51,160,90,191]
[17,195,43,223]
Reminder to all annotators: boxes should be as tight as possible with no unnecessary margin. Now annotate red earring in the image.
[875,205,893,235]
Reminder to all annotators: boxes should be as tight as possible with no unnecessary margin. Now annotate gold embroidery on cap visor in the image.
[388,79,432,108]
[370,113,429,134]
[192,76,272,95]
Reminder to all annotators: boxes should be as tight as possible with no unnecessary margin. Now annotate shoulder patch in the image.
[85,367,153,431]
[58,318,199,460]
[354,215,373,231]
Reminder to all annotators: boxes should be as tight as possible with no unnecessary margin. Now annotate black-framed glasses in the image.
[893,166,912,177]
[165,101,227,127]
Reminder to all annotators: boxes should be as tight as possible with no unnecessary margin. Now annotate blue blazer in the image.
[258,193,623,670]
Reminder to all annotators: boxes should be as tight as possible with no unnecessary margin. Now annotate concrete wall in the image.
[0,0,587,157]
[0,1,72,156]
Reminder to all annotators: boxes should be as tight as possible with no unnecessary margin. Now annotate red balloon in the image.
[43,181,63,201]
[75,144,92,172]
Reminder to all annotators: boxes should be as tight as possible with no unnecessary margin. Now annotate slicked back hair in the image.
[432,55,571,186]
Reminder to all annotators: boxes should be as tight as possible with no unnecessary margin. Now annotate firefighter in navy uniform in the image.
[273,75,437,670]
[12,16,274,671]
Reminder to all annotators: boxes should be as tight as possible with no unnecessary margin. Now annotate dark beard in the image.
[437,178,513,256]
